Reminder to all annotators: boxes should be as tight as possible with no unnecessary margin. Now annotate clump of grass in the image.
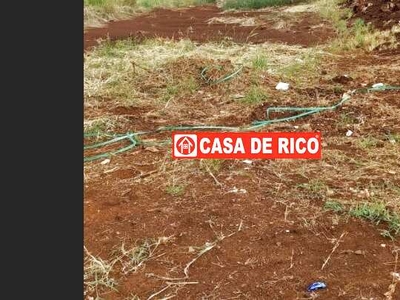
[386,132,400,144]
[349,202,390,223]
[324,200,343,213]
[85,0,215,28]
[315,0,351,25]
[200,159,224,173]
[94,38,140,58]
[84,247,118,298]
[350,203,400,238]
[179,76,199,93]
[166,185,186,196]
[112,239,163,274]
[277,51,320,85]
[357,136,379,149]
[298,179,327,194]
[84,119,111,135]
[223,0,301,9]
[84,238,171,297]
[333,85,344,93]
[84,116,129,136]
[113,238,172,275]
[338,113,356,125]
[161,76,199,102]
[324,201,400,238]
[252,54,269,70]
[331,19,396,51]
[335,112,358,131]
[242,85,268,104]
[84,0,138,28]
[315,0,399,51]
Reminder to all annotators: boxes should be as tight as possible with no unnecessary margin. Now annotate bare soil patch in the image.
[84,6,336,50]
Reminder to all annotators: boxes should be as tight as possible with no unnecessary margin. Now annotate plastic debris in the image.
[228,187,247,194]
[346,130,353,137]
[307,281,327,292]
[275,82,290,91]
[242,160,253,165]
[391,272,400,281]
[100,159,111,165]
[372,83,384,88]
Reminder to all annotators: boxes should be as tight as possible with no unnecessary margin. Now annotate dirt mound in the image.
[347,0,400,30]
[84,6,336,50]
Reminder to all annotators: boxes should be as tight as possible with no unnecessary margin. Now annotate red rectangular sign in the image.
[172,132,321,159]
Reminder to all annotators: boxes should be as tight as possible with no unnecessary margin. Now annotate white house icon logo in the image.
[173,134,197,157]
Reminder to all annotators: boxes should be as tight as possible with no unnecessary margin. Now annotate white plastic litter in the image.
[372,83,384,88]
[242,160,253,165]
[101,159,111,165]
[275,82,290,91]
[391,272,400,281]
[228,187,247,194]
[346,130,353,137]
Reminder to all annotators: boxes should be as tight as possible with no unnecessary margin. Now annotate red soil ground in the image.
[84,4,400,300]
[84,6,336,50]
[347,0,400,30]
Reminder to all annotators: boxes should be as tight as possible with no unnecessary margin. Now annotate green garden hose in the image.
[84,84,400,162]
[84,132,139,162]
[200,65,243,85]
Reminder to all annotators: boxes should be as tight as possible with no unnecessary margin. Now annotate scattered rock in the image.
[331,74,353,84]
